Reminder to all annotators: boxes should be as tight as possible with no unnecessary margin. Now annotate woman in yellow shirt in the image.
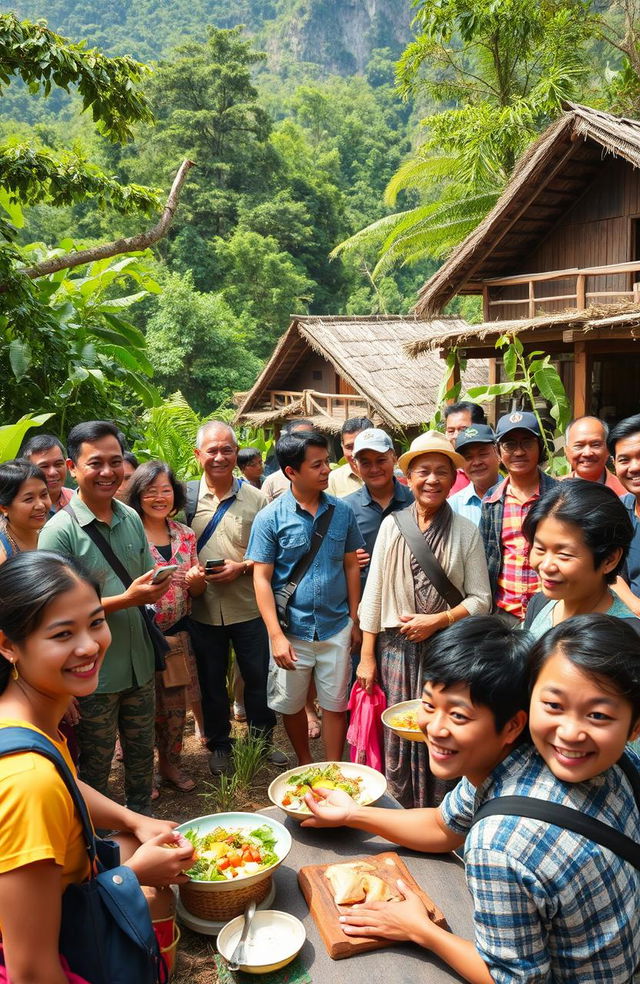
[0,550,195,984]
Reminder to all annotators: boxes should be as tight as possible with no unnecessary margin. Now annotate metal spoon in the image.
[227,900,257,971]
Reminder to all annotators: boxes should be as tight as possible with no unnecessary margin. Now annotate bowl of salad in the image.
[268,761,387,820]
[381,699,425,743]
[176,812,291,892]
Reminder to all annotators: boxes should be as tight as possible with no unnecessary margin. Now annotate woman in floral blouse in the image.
[127,461,205,795]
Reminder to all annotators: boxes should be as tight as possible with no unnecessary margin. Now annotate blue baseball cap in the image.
[495,411,542,441]
[455,423,496,451]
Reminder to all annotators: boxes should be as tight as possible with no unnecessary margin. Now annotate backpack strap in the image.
[472,758,640,872]
[0,726,97,865]
[185,481,200,526]
[522,591,549,629]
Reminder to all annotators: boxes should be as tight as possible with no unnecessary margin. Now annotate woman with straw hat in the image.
[357,431,491,808]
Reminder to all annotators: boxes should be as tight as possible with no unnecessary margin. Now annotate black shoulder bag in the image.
[392,508,463,609]
[64,505,169,671]
[274,505,335,631]
[472,753,640,871]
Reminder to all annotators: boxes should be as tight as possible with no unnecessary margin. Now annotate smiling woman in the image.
[0,459,51,562]
[357,431,492,807]
[0,551,196,984]
[522,480,638,640]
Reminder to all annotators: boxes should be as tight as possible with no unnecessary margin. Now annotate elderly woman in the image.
[357,431,491,807]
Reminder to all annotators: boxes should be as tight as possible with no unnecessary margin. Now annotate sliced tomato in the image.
[229,854,243,867]
[218,858,230,871]
[250,848,262,863]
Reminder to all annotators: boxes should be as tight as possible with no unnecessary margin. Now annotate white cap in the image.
[353,428,394,457]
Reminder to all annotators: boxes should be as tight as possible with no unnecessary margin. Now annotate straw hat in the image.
[398,430,466,476]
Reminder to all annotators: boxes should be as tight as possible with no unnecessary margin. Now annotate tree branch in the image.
[12,159,195,285]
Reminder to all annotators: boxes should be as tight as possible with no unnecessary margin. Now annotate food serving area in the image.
[256,798,474,983]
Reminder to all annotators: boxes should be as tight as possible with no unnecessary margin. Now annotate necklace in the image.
[3,524,21,554]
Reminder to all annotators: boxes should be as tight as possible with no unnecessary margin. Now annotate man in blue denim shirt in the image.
[248,430,364,764]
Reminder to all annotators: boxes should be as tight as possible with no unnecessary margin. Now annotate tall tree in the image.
[131,25,275,283]
[334,0,593,275]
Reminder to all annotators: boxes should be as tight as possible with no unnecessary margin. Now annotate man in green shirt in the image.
[39,421,170,814]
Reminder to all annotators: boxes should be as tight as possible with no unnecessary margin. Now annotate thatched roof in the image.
[407,305,640,356]
[416,104,640,318]
[235,315,488,432]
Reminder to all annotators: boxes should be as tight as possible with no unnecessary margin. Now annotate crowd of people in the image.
[0,404,639,981]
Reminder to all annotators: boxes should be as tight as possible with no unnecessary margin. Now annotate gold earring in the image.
[10,662,18,681]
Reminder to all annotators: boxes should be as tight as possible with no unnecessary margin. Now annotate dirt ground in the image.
[109,714,325,983]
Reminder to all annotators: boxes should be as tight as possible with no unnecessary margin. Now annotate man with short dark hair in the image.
[480,411,558,623]
[343,428,413,585]
[609,414,640,613]
[563,416,626,494]
[21,433,73,515]
[38,420,170,813]
[262,419,314,502]
[450,424,500,526]
[185,420,283,776]
[443,401,487,445]
[443,402,487,496]
[248,430,364,764]
[237,447,264,488]
[327,416,373,498]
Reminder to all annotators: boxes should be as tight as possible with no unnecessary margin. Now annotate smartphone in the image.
[205,559,225,573]
[151,564,179,584]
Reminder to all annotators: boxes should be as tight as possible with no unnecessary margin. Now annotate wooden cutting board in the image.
[298,851,448,960]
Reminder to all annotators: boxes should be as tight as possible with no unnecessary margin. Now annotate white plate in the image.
[268,761,387,820]
[217,910,306,974]
[175,812,291,890]
[381,699,425,743]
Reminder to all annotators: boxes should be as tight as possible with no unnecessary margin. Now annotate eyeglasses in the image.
[500,436,538,453]
[141,488,173,499]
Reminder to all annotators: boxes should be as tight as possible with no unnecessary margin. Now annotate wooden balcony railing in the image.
[268,389,370,419]
[483,259,640,318]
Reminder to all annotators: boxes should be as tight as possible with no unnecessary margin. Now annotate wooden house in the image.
[234,314,487,438]
[413,103,640,424]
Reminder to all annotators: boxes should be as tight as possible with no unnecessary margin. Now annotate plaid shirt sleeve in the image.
[439,776,476,834]
[466,847,552,984]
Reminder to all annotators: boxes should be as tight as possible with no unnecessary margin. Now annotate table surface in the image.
[260,796,474,984]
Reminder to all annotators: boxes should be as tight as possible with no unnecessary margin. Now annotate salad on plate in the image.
[183,824,279,882]
[280,763,365,813]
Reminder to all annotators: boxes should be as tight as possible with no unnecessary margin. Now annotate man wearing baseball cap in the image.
[480,411,558,624]
[344,428,413,586]
[449,424,501,526]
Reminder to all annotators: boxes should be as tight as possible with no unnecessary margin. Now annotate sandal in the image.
[160,773,197,793]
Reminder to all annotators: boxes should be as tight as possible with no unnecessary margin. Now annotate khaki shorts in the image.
[267,619,352,714]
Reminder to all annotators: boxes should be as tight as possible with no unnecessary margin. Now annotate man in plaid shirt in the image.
[302,617,640,983]
[480,411,558,624]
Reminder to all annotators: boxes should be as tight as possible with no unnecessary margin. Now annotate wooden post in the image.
[576,274,586,310]
[528,280,535,318]
[446,356,461,398]
[482,285,490,321]
[573,341,587,417]
[634,281,640,304]
[487,358,498,427]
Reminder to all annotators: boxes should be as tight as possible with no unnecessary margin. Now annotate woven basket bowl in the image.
[179,874,272,921]
[175,812,290,922]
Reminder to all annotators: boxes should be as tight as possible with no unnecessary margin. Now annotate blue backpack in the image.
[0,727,167,984]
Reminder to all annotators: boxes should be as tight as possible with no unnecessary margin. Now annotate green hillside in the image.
[11,0,410,71]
